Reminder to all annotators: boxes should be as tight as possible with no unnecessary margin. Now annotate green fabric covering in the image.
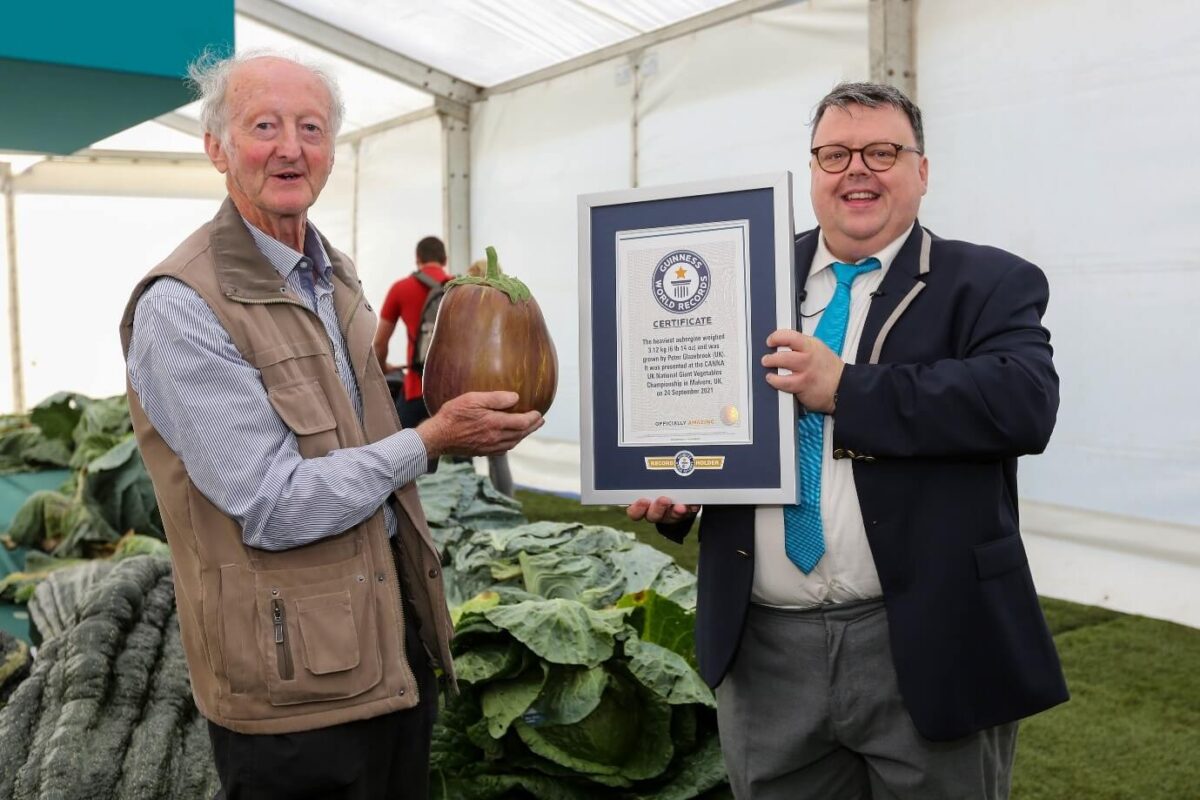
[0,0,234,153]
[0,471,71,534]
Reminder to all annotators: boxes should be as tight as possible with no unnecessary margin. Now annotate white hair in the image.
[186,48,345,146]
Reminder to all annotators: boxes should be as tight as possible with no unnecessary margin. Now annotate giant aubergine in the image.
[422,246,558,415]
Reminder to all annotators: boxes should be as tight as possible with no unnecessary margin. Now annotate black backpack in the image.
[411,270,449,374]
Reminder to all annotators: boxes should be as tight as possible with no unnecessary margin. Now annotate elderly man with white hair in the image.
[120,51,542,798]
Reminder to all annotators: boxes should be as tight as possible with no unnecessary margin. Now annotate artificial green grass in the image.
[513,489,1200,798]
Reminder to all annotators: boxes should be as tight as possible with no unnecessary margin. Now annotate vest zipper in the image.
[235,289,413,694]
[386,546,420,701]
[272,598,294,680]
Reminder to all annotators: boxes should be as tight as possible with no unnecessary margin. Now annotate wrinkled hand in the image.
[761,329,843,413]
[416,391,543,458]
[627,497,701,526]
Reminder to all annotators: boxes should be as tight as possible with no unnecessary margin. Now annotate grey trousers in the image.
[715,600,1018,800]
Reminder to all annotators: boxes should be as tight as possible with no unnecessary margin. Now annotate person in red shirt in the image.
[373,236,450,428]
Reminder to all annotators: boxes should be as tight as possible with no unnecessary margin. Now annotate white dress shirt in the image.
[751,224,914,608]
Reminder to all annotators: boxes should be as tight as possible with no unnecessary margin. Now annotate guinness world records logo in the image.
[652,250,711,313]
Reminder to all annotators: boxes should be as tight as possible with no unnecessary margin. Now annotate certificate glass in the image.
[579,173,796,504]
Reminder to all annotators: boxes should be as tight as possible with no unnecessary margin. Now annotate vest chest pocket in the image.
[296,591,360,674]
[267,379,340,458]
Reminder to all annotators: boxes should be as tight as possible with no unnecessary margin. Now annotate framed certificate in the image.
[578,172,797,504]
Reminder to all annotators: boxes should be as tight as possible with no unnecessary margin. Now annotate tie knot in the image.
[831,257,882,285]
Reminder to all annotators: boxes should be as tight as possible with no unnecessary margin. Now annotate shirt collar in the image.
[813,222,916,276]
[241,218,333,283]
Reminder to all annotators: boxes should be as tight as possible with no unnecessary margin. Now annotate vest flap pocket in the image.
[974,535,1028,580]
[251,338,331,369]
[296,591,361,675]
[268,380,336,435]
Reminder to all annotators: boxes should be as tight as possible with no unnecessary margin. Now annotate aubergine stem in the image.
[445,245,532,303]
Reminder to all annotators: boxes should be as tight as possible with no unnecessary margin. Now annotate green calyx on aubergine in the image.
[422,246,558,416]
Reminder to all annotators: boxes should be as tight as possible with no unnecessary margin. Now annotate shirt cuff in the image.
[381,429,433,487]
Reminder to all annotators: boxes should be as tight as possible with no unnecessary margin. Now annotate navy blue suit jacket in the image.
[660,223,1069,741]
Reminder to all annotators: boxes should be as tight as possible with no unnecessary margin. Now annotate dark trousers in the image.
[209,593,438,799]
[396,395,430,431]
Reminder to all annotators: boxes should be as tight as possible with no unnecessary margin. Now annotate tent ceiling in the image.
[263,0,747,87]
[13,0,759,155]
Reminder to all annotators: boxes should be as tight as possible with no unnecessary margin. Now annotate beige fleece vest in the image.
[119,198,455,734]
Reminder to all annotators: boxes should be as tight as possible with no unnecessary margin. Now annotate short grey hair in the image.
[187,48,346,146]
[810,82,925,152]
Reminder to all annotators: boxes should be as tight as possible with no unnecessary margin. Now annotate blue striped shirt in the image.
[127,218,428,550]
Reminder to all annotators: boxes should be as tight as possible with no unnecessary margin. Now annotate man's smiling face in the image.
[205,57,335,233]
[809,103,928,262]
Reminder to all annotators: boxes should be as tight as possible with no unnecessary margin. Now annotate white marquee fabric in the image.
[916,0,1200,528]
[471,0,866,442]
[1,0,1197,623]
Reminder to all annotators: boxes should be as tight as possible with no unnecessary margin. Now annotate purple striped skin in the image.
[422,283,558,415]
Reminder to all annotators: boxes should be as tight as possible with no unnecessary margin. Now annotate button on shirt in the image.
[751,224,914,608]
[126,218,429,551]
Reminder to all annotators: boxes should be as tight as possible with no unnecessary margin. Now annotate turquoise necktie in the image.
[783,258,882,573]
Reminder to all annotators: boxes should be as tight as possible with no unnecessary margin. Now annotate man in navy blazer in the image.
[629,83,1067,799]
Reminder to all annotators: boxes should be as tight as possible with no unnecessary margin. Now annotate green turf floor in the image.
[514,489,1200,799]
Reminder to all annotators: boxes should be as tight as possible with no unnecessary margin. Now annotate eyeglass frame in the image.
[809,142,924,174]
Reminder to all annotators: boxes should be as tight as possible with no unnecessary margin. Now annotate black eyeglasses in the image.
[810,142,923,174]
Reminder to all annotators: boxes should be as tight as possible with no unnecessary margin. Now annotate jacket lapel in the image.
[856,223,928,365]
[793,228,820,335]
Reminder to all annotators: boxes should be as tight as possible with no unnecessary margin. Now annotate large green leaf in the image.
[0,428,71,472]
[483,600,628,668]
[49,501,118,558]
[519,551,623,608]
[650,564,698,609]
[515,670,674,781]
[485,522,582,555]
[526,665,608,726]
[607,545,672,594]
[431,771,598,800]
[632,734,728,800]
[414,467,466,526]
[454,641,527,685]
[431,689,484,772]
[18,437,72,469]
[480,667,546,739]
[624,637,715,708]
[4,490,70,546]
[617,590,698,668]
[29,392,88,444]
[84,438,164,540]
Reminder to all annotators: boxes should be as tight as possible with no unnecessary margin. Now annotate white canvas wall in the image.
[349,116,444,325]
[470,0,868,447]
[638,0,865,207]
[916,0,1200,528]
[471,58,636,442]
[11,195,220,406]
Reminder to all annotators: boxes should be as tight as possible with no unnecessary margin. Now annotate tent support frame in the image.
[2,163,25,413]
[440,111,471,274]
[869,0,916,99]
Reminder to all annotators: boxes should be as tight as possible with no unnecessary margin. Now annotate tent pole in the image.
[869,0,917,99]
[351,139,361,263]
[631,55,641,189]
[440,108,471,275]
[1,163,25,413]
